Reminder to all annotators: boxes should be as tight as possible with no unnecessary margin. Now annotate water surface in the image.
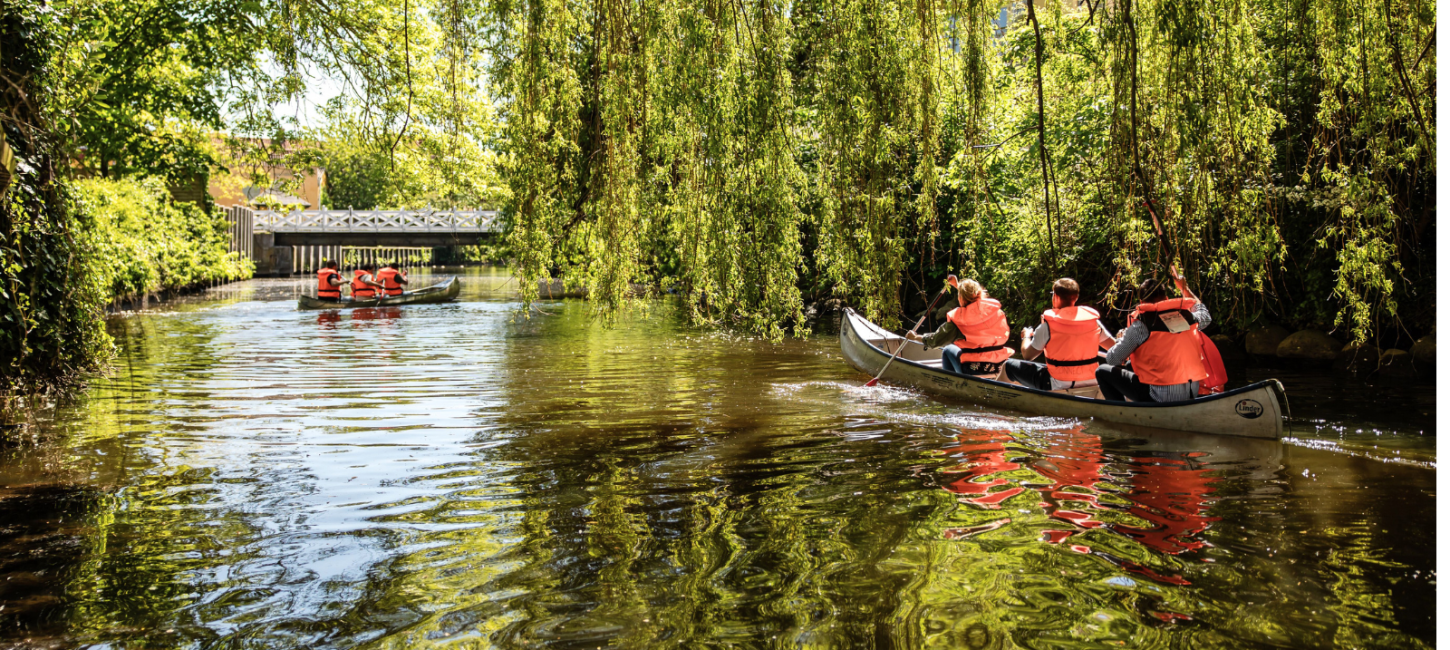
[0,268,1435,648]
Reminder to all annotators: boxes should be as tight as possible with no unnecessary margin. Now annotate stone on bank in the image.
[1245,324,1291,357]
[1276,330,1341,361]
[1409,334,1435,372]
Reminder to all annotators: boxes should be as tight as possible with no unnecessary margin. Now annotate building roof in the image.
[244,186,311,208]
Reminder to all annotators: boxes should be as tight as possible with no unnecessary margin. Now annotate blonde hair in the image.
[957,278,984,305]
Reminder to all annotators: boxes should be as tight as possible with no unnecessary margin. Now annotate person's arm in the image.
[329,274,344,287]
[906,319,961,349]
[1097,322,1116,349]
[1105,321,1149,366]
[1171,265,1196,300]
[1021,321,1049,361]
[1191,301,1211,330]
[366,274,385,289]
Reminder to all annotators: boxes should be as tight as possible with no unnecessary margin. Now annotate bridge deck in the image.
[254,209,502,246]
[255,209,501,232]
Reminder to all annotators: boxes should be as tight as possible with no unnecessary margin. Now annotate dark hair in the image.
[362,262,377,271]
[1052,278,1080,305]
[1138,277,1167,303]
[323,259,337,269]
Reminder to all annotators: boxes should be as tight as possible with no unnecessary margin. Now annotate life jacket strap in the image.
[1042,356,1099,367]
[957,344,1007,354]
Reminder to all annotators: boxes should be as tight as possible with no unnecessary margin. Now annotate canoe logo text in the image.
[1235,399,1264,419]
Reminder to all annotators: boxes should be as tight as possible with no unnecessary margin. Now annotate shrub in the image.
[73,177,253,303]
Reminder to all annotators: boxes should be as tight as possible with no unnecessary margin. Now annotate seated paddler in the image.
[376,262,408,297]
[1095,267,1211,402]
[1005,278,1116,392]
[350,263,385,299]
[905,278,1014,378]
[316,260,343,302]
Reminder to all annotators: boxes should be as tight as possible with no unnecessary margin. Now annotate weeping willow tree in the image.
[486,0,984,335]
[482,0,1432,345]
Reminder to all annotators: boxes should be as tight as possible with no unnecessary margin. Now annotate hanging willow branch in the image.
[1026,0,1056,271]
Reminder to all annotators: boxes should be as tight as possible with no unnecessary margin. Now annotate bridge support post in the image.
[251,232,294,277]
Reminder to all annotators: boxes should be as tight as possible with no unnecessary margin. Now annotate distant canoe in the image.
[297,276,461,310]
[840,308,1287,439]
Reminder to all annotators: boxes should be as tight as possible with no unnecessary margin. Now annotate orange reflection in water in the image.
[351,307,404,321]
[1030,425,1108,538]
[939,426,1223,583]
[1112,454,1220,555]
[939,429,1024,509]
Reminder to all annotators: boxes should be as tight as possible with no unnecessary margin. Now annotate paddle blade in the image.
[864,377,880,387]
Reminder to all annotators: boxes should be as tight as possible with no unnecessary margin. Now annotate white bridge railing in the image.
[253,209,502,234]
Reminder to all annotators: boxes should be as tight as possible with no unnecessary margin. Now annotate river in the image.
[0,267,1435,648]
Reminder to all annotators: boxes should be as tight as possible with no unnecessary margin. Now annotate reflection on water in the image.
[0,268,1435,648]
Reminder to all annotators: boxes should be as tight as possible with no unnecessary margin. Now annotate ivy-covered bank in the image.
[1,1,108,393]
[2,173,252,393]
[1,4,252,394]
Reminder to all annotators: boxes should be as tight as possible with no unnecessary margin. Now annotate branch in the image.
[388,0,416,167]
[1026,0,1057,270]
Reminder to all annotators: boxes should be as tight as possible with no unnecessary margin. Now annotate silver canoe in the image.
[297,276,461,310]
[840,308,1288,439]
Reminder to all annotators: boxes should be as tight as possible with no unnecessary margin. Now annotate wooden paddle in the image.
[866,274,956,387]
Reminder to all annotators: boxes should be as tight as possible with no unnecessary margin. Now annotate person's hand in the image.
[946,274,958,288]
[1021,327,1034,341]
[1169,265,1188,292]
[905,331,922,342]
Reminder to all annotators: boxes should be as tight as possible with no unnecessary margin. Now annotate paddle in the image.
[866,274,956,388]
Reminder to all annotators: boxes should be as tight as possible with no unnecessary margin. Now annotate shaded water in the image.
[0,268,1435,648]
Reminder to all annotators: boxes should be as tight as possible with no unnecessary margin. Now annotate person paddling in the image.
[316,260,344,302]
[351,263,385,300]
[1005,278,1116,391]
[906,278,1014,378]
[1095,268,1211,402]
[376,262,408,297]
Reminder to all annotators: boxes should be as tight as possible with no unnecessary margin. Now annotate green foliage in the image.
[486,0,1433,344]
[218,0,509,213]
[0,0,113,393]
[74,177,253,302]
[300,98,508,210]
[46,0,263,181]
[9,0,1437,357]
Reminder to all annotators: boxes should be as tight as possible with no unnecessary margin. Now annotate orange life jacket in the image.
[316,268,341,298]
[376,267,404,297]
[351,269,377,298]
[947,297,1013,364]
[1041,305,1103,382]
[1126,298,1209,386]
[1197,334,1228,395]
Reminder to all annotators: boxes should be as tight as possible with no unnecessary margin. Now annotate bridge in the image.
[253,209,503,247]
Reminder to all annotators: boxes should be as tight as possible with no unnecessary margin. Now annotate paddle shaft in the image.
[1134,169,1178,274]
[866,278,955,387]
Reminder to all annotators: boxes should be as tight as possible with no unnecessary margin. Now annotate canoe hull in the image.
[298,276,461,310]
[840,309,1286,439]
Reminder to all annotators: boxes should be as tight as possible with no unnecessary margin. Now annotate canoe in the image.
[839,308,1288,439]
[297,276,461,310]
